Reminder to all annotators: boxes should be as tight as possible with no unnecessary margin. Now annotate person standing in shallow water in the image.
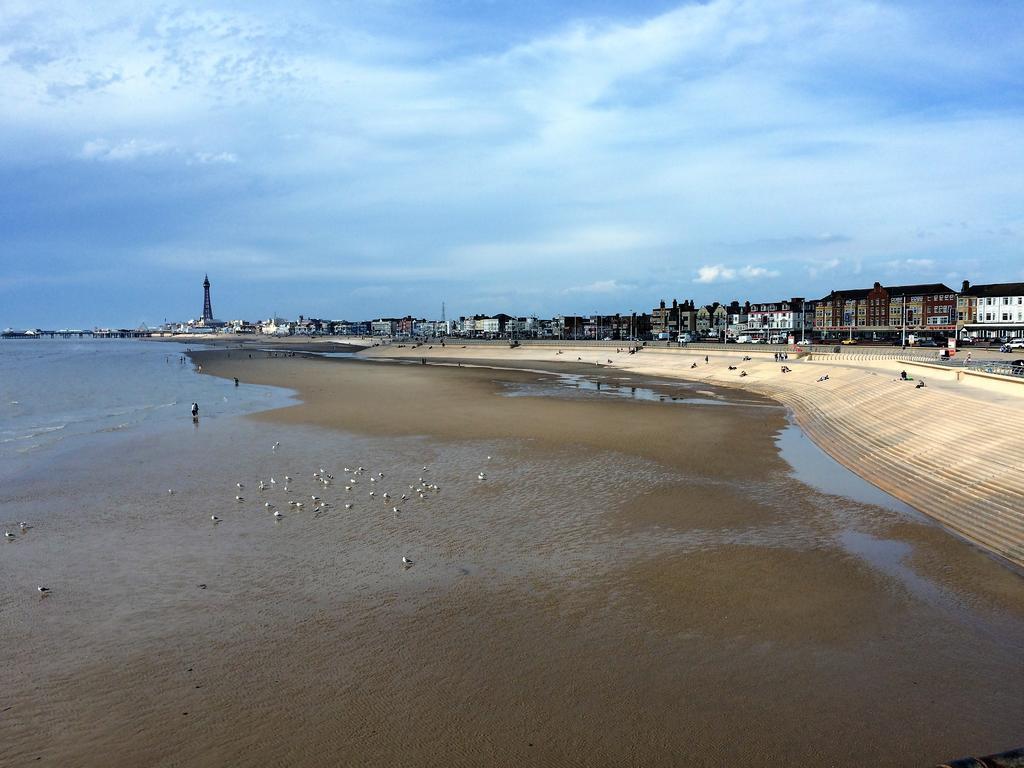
[191,402,199,421]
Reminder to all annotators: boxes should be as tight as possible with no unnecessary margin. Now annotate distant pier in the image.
[1,329,154,339]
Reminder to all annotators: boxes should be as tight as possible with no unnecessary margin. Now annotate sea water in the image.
[0,338,292,482]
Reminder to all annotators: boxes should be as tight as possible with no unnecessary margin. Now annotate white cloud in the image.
[563,279,635,294]
[190,152,238,165]
[80,138,172,161]
[694,264,780,284]
[885,257,936,272]
[807,257,841,278]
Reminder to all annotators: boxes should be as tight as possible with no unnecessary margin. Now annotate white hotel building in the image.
[960,281,1024,340]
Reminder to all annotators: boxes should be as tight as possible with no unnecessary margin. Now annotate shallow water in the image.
[0,339,292,482]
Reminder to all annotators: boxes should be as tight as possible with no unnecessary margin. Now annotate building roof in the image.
[817,283,953,302]
[966,282,1024,298]
[884,283,955,297]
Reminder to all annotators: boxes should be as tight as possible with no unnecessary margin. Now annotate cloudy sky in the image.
[1,0,1022,327]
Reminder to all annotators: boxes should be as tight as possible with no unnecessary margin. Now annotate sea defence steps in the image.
[359,342,1024,568]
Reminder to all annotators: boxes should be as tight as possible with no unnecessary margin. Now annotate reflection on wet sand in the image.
[1,352,1020,767]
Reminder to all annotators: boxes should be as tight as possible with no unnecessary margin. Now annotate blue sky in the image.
[1,0,1022,327]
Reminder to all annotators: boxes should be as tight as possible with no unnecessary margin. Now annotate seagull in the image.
[37,585,50,594]
[168,489,175,495]
[311,495,320,502]
[392,506,400,514]
[272,441,280,450]
[369,491,376,497]
[419,493,426,499]
[236,482,244,489]
[284,486,290,493]
[19,522,31,531]
[4,531,15,539]
[273,510,283,518]
[370,477,377,483]
[422,466,428,471]
[478,472,486,480]
[486,456,492,460]
[270,477,277,485]
[383,492,390,500]
[402,556,413,566]
[264,502,273,508]
[211,515,221,523]
[377,472,384,478]
[284,475,292,482]
[295,502,304,509]
[288,501,297,507]
[345,486,352,491]
[344,503,353,509]
[401,494,409,501]
[235,496,244,502]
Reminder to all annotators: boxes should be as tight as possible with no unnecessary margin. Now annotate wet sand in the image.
[2,351,1022,767]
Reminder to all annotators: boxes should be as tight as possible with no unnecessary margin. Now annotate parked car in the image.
[840,338,858,345]
[1006,339,1024,349]
[1010,359,1024,367]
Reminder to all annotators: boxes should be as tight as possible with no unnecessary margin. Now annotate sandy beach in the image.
[2,348,1022,767]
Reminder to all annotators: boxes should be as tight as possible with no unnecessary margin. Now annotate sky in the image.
[1,0,1022,328]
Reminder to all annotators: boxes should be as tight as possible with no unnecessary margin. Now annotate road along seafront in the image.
[356,340,1024,569]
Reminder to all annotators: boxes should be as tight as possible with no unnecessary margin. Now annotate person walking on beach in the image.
[191,402,199,420]
[234,377,239,386]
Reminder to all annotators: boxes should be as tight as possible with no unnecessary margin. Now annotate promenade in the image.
[359,341,1024,568]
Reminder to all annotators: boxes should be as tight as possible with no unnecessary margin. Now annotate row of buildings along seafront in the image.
[644,280,1024,344]
[160,274,1024,345]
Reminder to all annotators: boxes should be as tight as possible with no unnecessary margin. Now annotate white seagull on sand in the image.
[211,515,221,523]
[235,496,244,502]
[37,585,50,594]
[273,510,283,518]
[19,521,31,531]
[402,556,413,566]
[4,531,15,539]
[344,503,353,509]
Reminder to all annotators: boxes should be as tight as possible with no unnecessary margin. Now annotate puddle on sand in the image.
[775,417,919,516]
[499,373,772,407]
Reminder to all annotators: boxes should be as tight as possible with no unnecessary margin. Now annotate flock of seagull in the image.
[187,444,495,571]
[8,442,496,594]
